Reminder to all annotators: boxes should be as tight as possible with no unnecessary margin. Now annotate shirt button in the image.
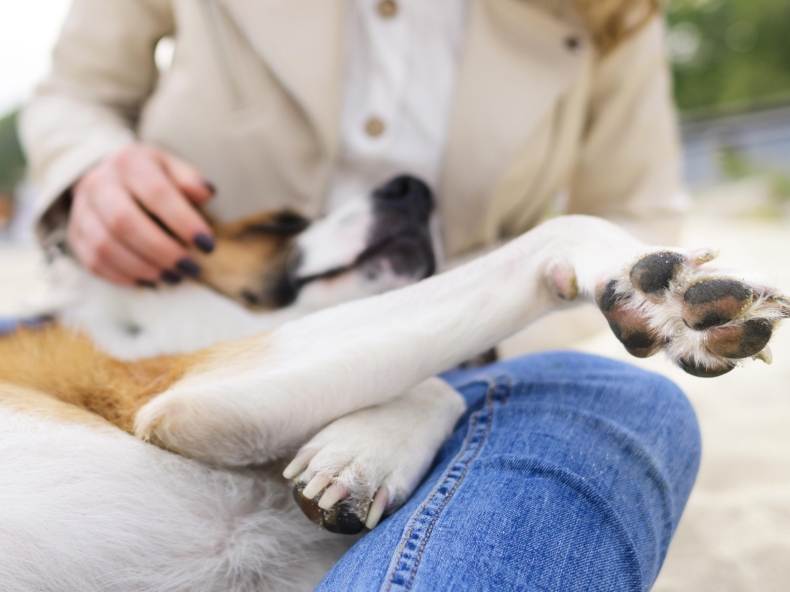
[377,0,398,18]
[364,116,386,137]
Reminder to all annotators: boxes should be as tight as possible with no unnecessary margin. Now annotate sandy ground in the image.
[1,205,788,591]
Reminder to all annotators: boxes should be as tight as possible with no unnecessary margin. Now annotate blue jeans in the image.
[316,352,701,592]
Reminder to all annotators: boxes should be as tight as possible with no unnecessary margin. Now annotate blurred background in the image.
[1,1,789,590]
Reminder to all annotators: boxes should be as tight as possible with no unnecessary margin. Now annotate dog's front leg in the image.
[133,217,575,465]
[135,215,788,466]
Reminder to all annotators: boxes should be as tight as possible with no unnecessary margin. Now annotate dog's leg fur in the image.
[135,215,788,468]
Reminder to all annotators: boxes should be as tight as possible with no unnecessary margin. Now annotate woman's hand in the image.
[68,144,216,286]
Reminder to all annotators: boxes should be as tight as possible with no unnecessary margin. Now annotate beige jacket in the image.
[20,0,686,257]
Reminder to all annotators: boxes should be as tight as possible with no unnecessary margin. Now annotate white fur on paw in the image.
[284,378,465,534]
[595,247,789,377]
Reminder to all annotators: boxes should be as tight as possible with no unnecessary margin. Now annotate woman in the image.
[20,0,698,589]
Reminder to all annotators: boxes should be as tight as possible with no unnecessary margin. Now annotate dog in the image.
[0,175,786,591]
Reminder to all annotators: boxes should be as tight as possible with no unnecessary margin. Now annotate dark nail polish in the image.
[176,258,201,277]
[203,180,216,195]
[136,279,157,289]
[161,270,183,285]
[194,233,215,254]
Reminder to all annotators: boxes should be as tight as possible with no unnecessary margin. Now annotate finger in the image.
[84,210,162,283]
[89,183,192,274]
[68,200,137,286]
[120,154,213,248]
[155,149,215,205]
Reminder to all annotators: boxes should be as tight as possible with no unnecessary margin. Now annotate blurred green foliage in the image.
[668,0,790,112]
[0,110,25,195]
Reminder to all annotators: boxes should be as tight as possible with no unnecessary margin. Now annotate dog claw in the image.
[318,482,349,510]
[365,487,390,530]
[754,346,773,365]
[692,248,719,264]
[282,448,317,480]
[302,473,332,500]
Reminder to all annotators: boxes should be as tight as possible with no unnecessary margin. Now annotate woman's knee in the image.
[449,351,702,504]
[488,352,698,438]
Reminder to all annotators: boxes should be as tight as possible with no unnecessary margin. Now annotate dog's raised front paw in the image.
[595,248,789,377]
[282,378,465,534]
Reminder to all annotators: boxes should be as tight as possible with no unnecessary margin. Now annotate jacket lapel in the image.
[217,0,345,159]
[441,0,588,253]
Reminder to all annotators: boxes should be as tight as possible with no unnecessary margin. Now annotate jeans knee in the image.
[477,352,702,472]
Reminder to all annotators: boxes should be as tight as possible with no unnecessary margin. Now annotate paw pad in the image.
[705,318,773,359]
[292,482,366,535]
[630,252,685,295]
[678,357,735,378]
[596,281,661,358]
[683,279,753,330]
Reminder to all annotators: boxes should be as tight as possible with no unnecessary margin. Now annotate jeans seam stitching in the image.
[383,376,510,592]
[381,381,490,592]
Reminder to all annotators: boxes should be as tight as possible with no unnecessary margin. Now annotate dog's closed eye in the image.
[241,212,310,236]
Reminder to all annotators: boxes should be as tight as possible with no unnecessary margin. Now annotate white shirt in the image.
[326,0,470,210]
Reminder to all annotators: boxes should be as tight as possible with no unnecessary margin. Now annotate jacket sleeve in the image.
[19,0,173,246]
[566,15,688,246]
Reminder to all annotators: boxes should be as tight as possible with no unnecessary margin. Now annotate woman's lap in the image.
[316,352,701,592]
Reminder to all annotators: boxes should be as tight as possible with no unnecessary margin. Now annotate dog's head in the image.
[191,175,437,310]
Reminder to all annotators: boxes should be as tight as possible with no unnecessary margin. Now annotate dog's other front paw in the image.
[282,378,465,534]
[596,248,789,377]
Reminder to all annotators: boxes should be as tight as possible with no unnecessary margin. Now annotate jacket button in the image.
[377,0,398,18]
[364,116,386,137]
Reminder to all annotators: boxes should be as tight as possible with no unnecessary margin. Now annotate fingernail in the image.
[194,233,215,254]
[136,279,157,289]
[176,258,201,277]
[203,180,216,195]
[161,270,182,285]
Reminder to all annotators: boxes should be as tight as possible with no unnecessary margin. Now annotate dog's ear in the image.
[242,211,310,235]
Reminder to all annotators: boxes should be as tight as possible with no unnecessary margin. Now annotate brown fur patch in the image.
[0,380,112,429]
[0,325,200,432]
[192,211,305,309]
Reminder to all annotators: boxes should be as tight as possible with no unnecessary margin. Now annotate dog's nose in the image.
[272,272,299,308]
[373,175,434,222]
